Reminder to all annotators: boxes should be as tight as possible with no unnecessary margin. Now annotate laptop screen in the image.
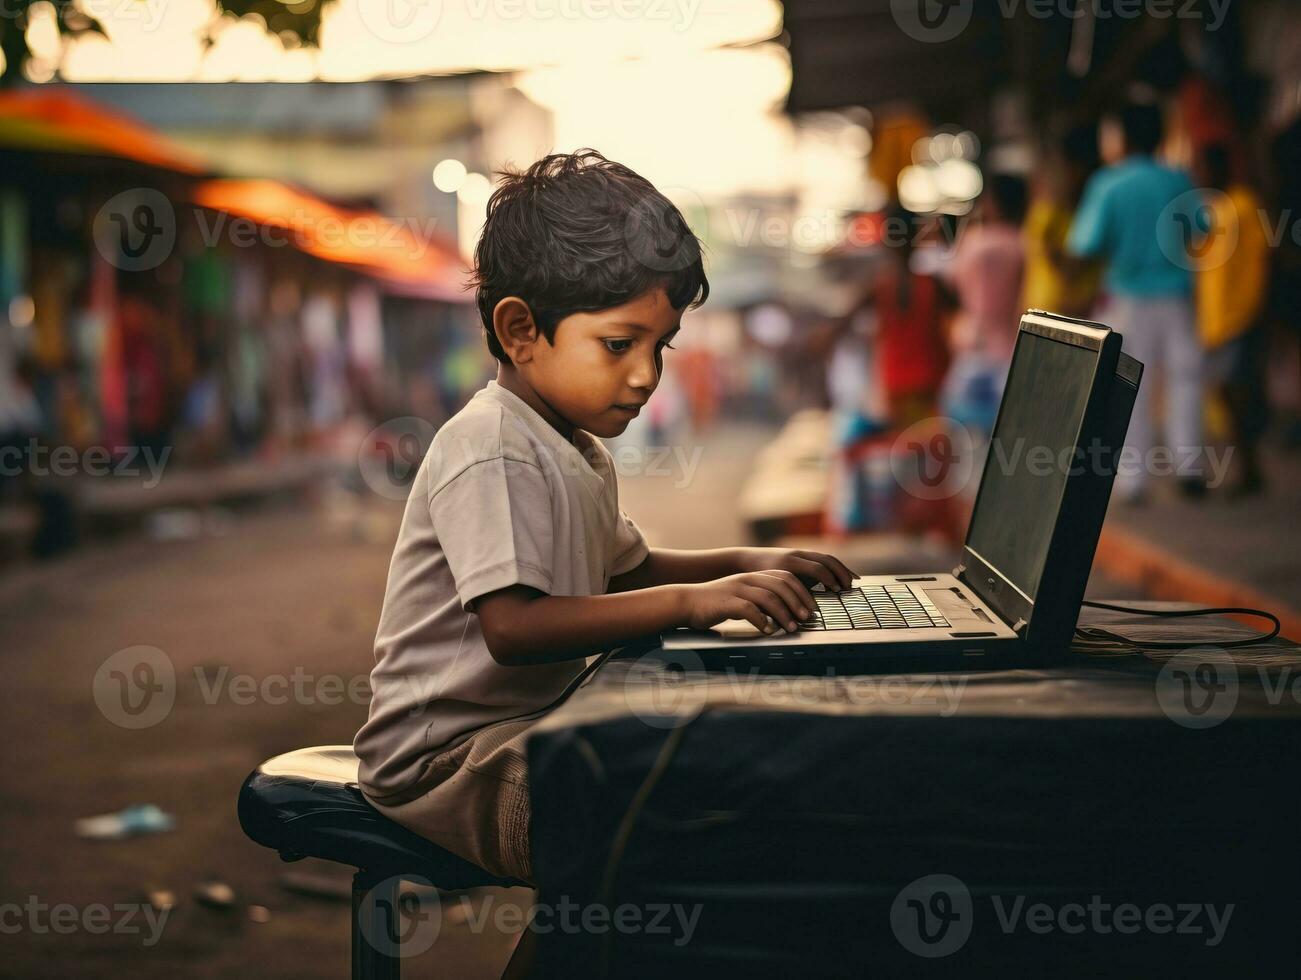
[964,329,1099,602]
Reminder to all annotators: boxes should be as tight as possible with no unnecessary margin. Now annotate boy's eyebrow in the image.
[613,322,681,336]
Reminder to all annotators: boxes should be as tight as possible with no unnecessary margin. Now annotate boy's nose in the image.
[627,359,659,391]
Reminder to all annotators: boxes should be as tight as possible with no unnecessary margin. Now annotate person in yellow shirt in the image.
[1195,143,1270,496]
[1023,126,1101,319]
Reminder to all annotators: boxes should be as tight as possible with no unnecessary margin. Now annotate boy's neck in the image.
[494,364,578,444]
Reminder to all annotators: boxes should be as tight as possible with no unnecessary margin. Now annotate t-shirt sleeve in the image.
[429,453,554,611]
[1066,174,1111,259]
[591,439,649,578]
[609,509,650,578]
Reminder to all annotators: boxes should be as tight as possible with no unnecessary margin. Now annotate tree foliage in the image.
[0,0,336,86]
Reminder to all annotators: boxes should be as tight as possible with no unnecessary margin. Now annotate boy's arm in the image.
[607,547,856,594]
[475,567,821,667]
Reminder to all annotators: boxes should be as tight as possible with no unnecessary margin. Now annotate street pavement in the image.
[0,422,778,979]
[0,418,1174,978]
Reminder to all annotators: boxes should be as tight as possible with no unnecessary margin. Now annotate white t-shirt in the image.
[355,380,649,802]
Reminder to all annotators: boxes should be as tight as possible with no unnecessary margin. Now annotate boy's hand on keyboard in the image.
[734,548,857,593]
[678,571,816,634]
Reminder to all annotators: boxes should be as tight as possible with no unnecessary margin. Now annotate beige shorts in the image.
[364,716,539,884]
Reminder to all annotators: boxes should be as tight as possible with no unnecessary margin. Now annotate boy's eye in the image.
[603,338,634,354]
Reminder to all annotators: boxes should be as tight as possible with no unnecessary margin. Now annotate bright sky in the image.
[29,0,875,241]
[39,0,782,82]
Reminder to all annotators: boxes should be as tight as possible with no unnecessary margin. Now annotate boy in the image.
[354,150,855,888]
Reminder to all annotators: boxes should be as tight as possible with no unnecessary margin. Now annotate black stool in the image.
[238,746,527,979]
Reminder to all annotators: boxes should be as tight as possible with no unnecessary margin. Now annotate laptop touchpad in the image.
[925,588,993,626]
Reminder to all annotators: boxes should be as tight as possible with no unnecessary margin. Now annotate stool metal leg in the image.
[352,870,402,980]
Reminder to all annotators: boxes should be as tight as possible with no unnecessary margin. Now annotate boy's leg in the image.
[367,716,539,883]
[501,921,537,979]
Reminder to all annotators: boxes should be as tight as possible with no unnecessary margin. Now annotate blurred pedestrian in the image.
[0,350,41,505]
[940,173,1026,435]
[873,207,949,429]
[1194,142,1270,496]
[1023,124,1101,319]
[1067,100,1205,502]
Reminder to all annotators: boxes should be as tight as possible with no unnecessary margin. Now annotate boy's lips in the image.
[612,402,644,415]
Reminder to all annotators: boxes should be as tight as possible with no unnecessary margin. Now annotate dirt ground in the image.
[0,425,774,979]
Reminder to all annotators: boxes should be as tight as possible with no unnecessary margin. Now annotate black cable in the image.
[1076,599,1281,649]
[595,706,704,978]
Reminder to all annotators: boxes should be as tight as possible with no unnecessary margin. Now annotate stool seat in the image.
[237,745,525,891]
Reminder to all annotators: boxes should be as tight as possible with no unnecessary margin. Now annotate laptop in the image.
[659,310,1143,672]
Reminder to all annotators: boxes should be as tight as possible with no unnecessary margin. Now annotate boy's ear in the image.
[492,297,540,363]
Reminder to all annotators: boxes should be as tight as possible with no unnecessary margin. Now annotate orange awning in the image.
[192,179,470,302]
[0,88,205,173]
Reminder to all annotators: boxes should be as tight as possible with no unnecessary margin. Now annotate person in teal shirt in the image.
[1068,101,1206,501]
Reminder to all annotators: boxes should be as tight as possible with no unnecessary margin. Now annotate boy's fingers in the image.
[751,570,814,617]
[794,551,856,589]
[730,599,768,632]
[786,556,839,592]
[738,585,796,629]
[774,569,817,609]
[738,585,800,632]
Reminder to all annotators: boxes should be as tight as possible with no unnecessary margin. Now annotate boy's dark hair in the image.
[1112,101,1165,156]
[470,149,710,363]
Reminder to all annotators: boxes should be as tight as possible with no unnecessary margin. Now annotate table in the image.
[526,603,1301,978]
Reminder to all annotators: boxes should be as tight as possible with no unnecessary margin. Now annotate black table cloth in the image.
[527,603,1300,978]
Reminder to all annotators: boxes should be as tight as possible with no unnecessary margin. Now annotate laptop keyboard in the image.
[798,584,950,631]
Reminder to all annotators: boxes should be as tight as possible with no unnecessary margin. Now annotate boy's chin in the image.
[588,417,632,438]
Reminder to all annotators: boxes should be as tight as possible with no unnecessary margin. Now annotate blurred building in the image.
[0,87,481,555]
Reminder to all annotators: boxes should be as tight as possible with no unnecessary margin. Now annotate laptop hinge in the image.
[957,563,1027,634]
